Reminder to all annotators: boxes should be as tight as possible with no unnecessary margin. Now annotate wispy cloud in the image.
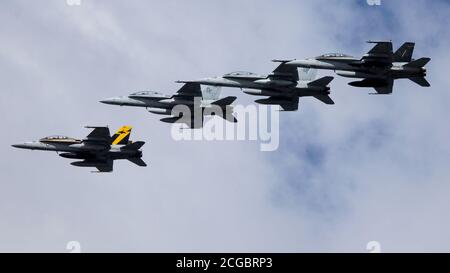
[0,0,449,252]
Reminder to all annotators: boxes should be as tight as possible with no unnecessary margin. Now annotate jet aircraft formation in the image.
[13,41,431,172]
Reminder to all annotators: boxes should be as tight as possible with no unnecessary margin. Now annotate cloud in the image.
[0,0,449,252]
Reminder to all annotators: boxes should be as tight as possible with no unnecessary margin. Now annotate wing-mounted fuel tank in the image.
[159,98,196,106]
[243,89,281,97]
[255,97,294,105]
[348,79,389,88]
[71,161,108,168]
[146,107,172,115]
[253,78,296,87]
[59,153,88,159]
[335,71,381,79]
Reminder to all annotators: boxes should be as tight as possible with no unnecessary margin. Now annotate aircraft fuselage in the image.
[287,58,426,81]
[12,142,142,160]
[186,76,328,97]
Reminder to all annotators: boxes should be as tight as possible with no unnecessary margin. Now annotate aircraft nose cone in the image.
[100,97,118,105]
[12,143,26,149]
[176,79,207,84]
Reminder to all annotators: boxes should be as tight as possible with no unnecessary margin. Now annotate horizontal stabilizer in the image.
[128,157,147,167]
[308,76,334,87]
[121,141,145,151]
[409,77,431,87]
[313,94,335,105]
[404,57,431,68]
[211,96,237,106]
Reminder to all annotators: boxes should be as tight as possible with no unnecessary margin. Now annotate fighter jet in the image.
[284,41,430,94]
[178,62,334,111]
[100,83,237,129]
[12,126,146,173]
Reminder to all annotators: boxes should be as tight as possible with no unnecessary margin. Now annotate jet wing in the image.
[128,157,147,167]
[361,41,393,67]
[71,158,114,172]
[173,83,202,98]
[367,41,393,55]
[83,126,111,147]
[270,62,299,82]
[374,78,394,94]
[160,114,204,129]
[279,97,299,111]
[95,159,113,173]
[255,96,299,111]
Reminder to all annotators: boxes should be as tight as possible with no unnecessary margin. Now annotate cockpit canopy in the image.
[40,135,80,143]
[317,53,353,59]
[130,91,165,97]
[223,71,265,78]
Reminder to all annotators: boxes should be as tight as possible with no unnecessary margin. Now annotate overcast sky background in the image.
[1,0,450,252]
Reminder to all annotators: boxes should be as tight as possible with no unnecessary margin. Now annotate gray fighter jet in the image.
[101,83,237,129]
[283,41,430,94]
[12,126,146,173]
[178,62,334,111]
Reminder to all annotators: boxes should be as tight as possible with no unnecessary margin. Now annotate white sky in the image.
[1,0,449,252]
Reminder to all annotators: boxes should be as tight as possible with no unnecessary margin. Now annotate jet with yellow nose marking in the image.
[12,126,146,173]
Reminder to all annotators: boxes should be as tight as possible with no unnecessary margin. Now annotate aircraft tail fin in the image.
[308,76,334,87]
[211,96,237,106]
[404,57,431,68]
[313,94,335,105]
[128,157,147,167]
[111,126,132,145]
[394,42,415,62]
[409,77,431,87]
[121,141,145,151]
